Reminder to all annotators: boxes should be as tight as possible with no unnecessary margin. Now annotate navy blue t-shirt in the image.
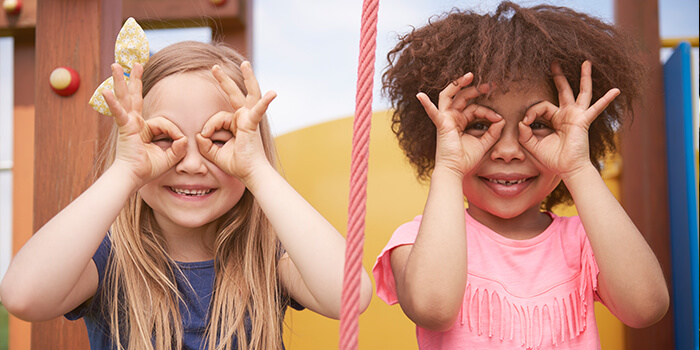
[65,234,303,349]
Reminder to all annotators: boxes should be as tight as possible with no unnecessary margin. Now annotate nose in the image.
[489,126,525,163]
[175,141,208,175]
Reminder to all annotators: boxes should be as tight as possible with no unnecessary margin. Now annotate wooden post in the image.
[32,0,121,348]
[614,0,675,348]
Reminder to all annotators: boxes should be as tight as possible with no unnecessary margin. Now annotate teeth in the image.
[170,187,212,196]
[488,178,527,186]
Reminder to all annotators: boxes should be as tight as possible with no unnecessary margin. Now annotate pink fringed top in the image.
[373,211,603,349]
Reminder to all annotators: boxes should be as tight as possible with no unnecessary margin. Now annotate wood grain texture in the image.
[31,0,121,348]
[615,0,675,349]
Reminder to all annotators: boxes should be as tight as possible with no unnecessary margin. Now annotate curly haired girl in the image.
[373,2,668,349]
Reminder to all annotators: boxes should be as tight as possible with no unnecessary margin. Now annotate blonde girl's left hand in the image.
[518,61,620,179]
[196,62,277,184]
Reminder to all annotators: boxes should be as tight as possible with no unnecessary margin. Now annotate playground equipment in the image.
[0,0,691,348]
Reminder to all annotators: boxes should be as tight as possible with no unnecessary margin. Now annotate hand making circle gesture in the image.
[518,61,620,180]
[102,62,187,187]
[417,73,505,178]
[196,62,277,184]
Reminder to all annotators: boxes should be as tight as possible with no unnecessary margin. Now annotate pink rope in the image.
[339,0,379,349]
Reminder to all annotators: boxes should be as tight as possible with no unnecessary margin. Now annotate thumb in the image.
[165,137,188,166]
[518,121,538,153]
[196,133,218,164]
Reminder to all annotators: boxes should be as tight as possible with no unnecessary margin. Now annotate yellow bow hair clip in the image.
[89,17,149,116]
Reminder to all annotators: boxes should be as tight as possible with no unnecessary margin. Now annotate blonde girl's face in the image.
[139,71,246,235]
[462,83,561,229]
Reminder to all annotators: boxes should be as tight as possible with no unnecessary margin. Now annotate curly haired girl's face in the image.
[139,72,246,234]
[463,83,561,230]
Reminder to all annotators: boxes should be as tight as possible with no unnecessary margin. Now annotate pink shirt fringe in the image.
[373,211,603,349]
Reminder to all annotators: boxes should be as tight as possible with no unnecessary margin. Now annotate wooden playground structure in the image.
[0,0,691,349]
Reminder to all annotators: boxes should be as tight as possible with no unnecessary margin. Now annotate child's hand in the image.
[518,61,619,179]
[102,63,187,187]
[196,62,277,184]
[417,73,504,178]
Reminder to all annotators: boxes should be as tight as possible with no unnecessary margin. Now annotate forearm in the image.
[245,165,369,317]
[0,164,138,313]
[398,166,468,330]
[563,165,668,326]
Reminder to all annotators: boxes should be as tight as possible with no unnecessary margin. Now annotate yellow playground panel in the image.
[276,111,626,349]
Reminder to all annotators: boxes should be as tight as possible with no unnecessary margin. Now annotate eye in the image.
[529,121,549,129]
[212,139,228,147]
[528,119,554,137]
[464,120,491,137]
[151,137,173,150]
[210,130,233,147]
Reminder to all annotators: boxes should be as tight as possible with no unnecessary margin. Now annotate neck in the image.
[159,222,218,262]
[467,205,552,240]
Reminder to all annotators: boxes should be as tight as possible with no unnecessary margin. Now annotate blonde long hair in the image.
[96,41,285,350]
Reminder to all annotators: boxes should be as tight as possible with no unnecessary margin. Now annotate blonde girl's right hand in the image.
[416,73,504,178]
[102,63,187,187]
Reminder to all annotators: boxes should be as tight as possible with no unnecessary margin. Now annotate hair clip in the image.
[89,17,149,116]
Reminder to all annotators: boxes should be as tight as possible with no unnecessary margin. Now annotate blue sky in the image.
[251,0,699,135]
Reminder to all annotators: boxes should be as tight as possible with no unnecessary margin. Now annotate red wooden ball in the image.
[3,0,22,15]
[210,0,226,6]
[49,67,81,97]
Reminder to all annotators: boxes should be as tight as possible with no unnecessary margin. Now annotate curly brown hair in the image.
[382,1,646,210]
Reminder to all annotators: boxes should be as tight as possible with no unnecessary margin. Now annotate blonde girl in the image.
[1,39,372,349]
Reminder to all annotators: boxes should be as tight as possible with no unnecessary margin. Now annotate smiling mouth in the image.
[169,187,213,196]
[484,178,532,186]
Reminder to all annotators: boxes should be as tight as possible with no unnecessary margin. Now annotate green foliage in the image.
[0,302,8,350]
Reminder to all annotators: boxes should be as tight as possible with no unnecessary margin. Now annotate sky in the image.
[250,0,699,136]
[0,0,698,287]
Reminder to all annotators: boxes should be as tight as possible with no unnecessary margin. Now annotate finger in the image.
[165,137,188,165]
[196,133,219,164]
[451,82,492,111]
[246,90,277,128]
[518,120,538,151]
[128,63,144,114]
[438,73,474,111]
[111,63,128,103]
[102,89,129,127]
[480,118,505,148]
[146,117,185,142]
[212,65,245,109]
[240,61,262,105]
[551,61,575,106]
[585,88,619,126]
[201,111,235,137]
[576,60,593,107]
[416,92,441,126]
[523,101,557,125]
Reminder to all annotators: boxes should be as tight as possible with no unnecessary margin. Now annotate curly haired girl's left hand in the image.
[518,61,619,181]
[196,62,277,185]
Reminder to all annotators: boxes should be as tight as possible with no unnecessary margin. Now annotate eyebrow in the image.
[479,99,547,117]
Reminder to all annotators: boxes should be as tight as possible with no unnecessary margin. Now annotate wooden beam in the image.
[614,0,675,349]
[1,0,243,33]
[123,0,243,29]
[31,0,121,348]
[0,0,36,36]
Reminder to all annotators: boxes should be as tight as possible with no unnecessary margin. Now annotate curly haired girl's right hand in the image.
[417,73,504,178]
[102,63,187,188]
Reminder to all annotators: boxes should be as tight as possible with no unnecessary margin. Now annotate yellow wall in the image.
[276,111,625,349]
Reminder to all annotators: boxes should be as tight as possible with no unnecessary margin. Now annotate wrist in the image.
[238,161,277,193]
[106,160,147,194]
[560,163,601,189]
[432,162,466,182]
